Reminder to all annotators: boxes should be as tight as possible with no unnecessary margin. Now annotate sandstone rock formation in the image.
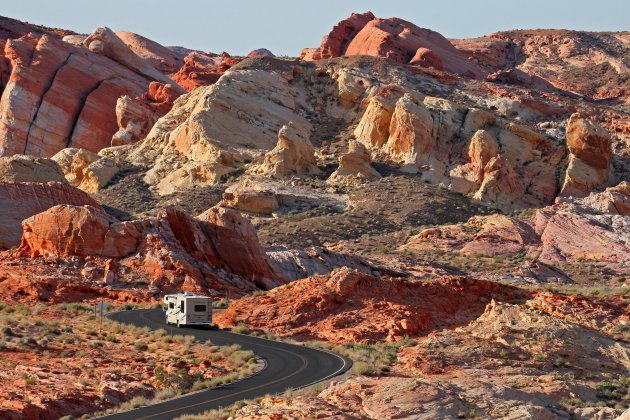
[328,140,380,181]
[0,155,66,183]
[130,61,312,194]
[301,12,376,60]
[384,94,434,164]
[116,31,185,73]
[560,113,612,197]
[582,181,630,216]
[217,269,523,343]
[51,148,119,193]
[171,51,240,91]
[220,190,279,215]
[112,95,156,146]
[302,12,483,79]
[247,48,275,58]
[404,186,630,278]
[452,29,630,102]
[0,182,99,249]
[19,204,282,293]
[82,27,183,91]
[0,33,159,157]
[252,123,320,178]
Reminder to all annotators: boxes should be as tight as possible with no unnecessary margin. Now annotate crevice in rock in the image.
[66,76,117,148]
[23,49,74,154]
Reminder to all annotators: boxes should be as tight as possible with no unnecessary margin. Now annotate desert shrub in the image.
[134,342,149,351]
[231,323,250,335]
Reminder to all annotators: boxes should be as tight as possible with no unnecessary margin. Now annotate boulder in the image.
[560,113,612,197]
[253,123,320,178]
[354,95,396,149]
[450,129,499,194]
[582,182,630,216]
[0,155,66,183]
[329,140,381,181]
[220,190,279,215]
[0,182,100,249]
[473,155,524,211]
[51,148,119,193]
[111,95,156,146]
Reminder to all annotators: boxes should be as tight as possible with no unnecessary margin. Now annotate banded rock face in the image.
[0,181,99,249]
[0,22,184,158]
[0,33,154,157]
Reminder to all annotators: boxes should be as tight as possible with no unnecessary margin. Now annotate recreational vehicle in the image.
[164,292,212,327]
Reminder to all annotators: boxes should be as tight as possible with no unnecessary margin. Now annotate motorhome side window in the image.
[169,302,174,309]
[194,304,206,312]
[180,301,184,312]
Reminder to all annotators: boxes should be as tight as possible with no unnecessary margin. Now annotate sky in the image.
[3,0,629,56]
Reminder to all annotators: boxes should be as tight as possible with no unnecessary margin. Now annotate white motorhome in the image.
[164,292,212,327]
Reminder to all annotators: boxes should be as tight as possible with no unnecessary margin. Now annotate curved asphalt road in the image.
[99,309,351,420]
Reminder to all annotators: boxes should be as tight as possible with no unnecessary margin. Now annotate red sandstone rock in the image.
[172,51,241,91]
[301,12,376,60]
[0,33,157,157]
[116,31,185,73]
[18,204,283,293]
[217,269,524,343]
[0,182,100,249]
[302,12,483,79]
[247,48,275,58]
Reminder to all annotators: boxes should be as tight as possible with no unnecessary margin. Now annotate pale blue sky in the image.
[3,0,629,56]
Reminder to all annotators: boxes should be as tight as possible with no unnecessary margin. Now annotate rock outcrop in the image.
[82,27,183,92]
[302,12,483,79]
[0,33,159,157]
[19,204,282,292]
[171,51,240,91]
[130,61,312,194]
[217,269,523,343]
[247,48,275,58]
[116,31,185,74]
[384,94,434,164]
[51,148,119,193]
[252,123,320,178]
[0,182,100,249]
[404,185,630,277]
[328,140,381,181]
[0,155,66,183]
[560,113,612,197]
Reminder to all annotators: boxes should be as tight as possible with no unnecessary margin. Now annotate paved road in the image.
[99,309,351,420]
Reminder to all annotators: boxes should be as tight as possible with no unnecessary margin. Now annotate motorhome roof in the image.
[165,292,210,299]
